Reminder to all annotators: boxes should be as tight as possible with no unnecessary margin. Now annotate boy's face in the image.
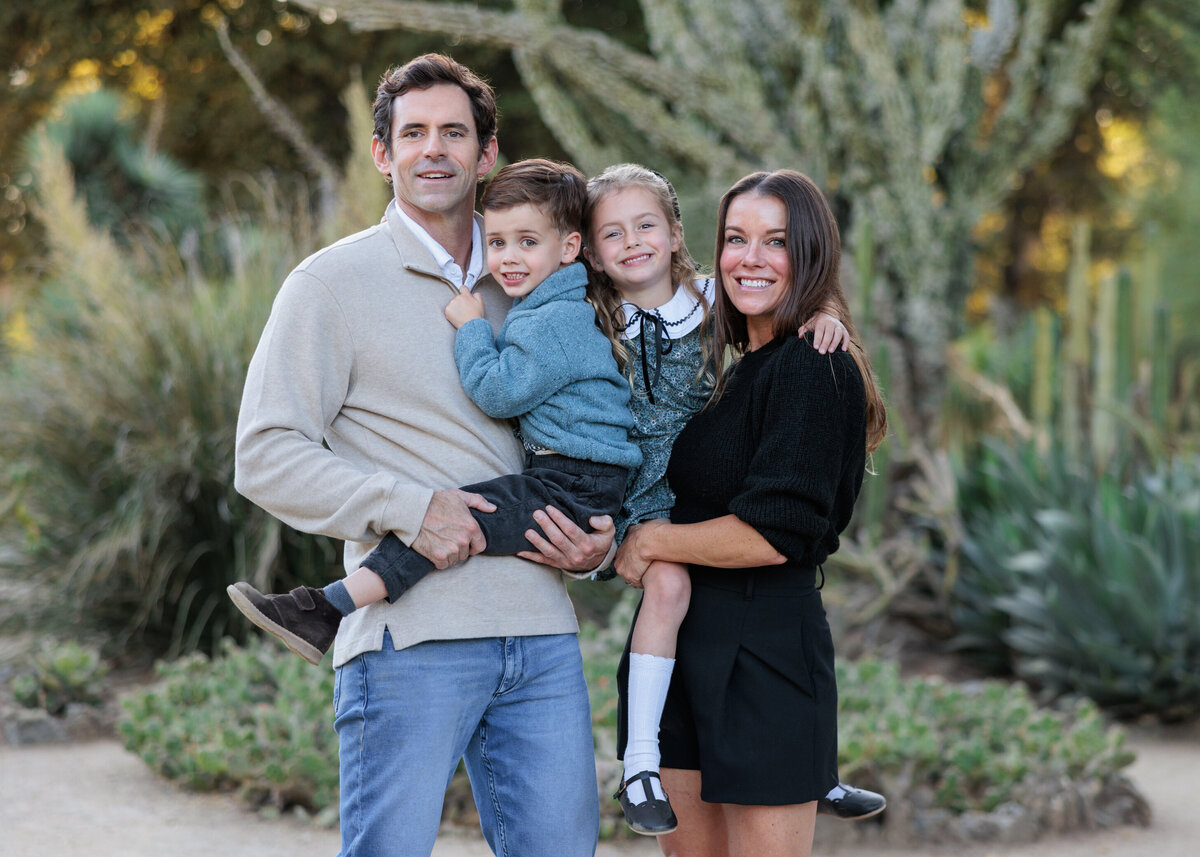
[484,203,581,298]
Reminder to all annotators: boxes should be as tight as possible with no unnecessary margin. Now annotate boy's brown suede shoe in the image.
[226,582,342,665]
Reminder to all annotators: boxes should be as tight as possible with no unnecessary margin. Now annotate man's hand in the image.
[798,311,849,354]
[410,488,496,569]
[516,506,615,572]
[444,285,486,329]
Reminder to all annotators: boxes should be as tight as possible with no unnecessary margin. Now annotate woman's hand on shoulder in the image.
[798,312,848,354]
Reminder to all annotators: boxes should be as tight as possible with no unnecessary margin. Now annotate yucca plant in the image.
[954,440,1200,720]
[29,88,204,243]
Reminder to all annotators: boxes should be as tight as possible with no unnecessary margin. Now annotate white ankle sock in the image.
[826,783,847,800]
[623,652,675,804]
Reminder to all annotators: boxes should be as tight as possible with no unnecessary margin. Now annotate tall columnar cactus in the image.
[1061,218,1092,459]
[1115,268,1135,405]
[1092,270,1118,468]
[1151,305,1171,429]
[851,214,891,538]
[290,0,1124,446]
[1031,306,1056,452]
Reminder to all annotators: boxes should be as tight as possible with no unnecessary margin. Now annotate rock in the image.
[988,801,1039,843]
[2,704,69,746]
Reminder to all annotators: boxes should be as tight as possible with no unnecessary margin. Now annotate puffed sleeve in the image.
[728,341,866,563]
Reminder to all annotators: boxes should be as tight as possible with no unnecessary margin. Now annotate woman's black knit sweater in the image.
[666,335,867,570]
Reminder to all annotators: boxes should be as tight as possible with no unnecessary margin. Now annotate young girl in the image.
[583,164,884,835]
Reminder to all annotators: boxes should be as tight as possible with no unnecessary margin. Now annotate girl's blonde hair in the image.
[582,164,714,386]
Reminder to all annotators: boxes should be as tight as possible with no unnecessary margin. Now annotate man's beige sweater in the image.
[235,204,580,668]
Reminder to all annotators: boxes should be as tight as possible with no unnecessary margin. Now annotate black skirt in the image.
[617,565,838,806]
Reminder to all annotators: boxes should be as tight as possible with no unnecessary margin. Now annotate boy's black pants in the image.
[361,454,628,601]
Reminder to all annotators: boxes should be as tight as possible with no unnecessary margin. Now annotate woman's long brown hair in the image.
[708,170,887,453]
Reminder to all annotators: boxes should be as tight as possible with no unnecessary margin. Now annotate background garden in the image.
[2,0,1198,846]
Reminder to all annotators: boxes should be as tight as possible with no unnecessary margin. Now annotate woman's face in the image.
[719,191,791,325]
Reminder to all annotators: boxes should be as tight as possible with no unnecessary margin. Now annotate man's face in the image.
[372,83,498,223]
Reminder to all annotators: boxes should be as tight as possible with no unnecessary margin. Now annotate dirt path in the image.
[2,722,1197,857]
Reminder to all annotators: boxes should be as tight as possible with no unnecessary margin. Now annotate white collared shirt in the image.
[390,200,485,290]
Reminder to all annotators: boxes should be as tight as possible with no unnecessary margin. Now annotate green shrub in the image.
[10,640,108,715]
[0,135,338,656]
[29,88,204,242]
[118,627,1135,828]
[954,440,1200,720]
[838,659,1133,813]
[119,637,337,816]
[590,594,1133,818]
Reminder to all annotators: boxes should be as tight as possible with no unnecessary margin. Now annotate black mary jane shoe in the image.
[817,783,887,820]
[615,770,678,836]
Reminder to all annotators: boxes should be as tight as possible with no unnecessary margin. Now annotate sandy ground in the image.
[1,722,1197,857]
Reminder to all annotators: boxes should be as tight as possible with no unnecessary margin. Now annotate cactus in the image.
[851,213,891,539]
[1115,268,1134,404]
[1092,270,1118,469]
[1060,219,1092,459]
[1151,305,1171,430]
[1031,307,1056,452]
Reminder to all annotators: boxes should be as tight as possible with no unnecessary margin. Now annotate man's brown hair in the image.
[373,54,498,153]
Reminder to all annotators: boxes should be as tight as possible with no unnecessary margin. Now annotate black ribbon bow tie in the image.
[619,306,674,404]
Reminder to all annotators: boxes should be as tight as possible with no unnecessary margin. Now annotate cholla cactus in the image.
[292,0,1121,438]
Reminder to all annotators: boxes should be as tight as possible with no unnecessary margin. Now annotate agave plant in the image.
[953,440,1200,720]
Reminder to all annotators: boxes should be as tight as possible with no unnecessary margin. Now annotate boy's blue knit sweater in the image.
[453,262,641,471]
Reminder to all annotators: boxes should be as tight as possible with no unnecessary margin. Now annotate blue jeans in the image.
[333,632,599,857]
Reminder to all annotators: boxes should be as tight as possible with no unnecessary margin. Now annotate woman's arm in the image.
[615,515,785,587]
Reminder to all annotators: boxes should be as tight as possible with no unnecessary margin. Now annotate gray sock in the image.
[322,580,356,616]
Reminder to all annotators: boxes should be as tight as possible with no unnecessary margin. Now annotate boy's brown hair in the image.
[480,158,586,236]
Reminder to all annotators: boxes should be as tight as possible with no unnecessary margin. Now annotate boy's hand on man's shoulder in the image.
[445,285,486,329]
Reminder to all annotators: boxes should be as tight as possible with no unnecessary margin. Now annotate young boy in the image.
[227,159,639,664]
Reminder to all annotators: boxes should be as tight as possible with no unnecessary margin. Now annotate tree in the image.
[288,0,1128,444]
[0,0,573,276]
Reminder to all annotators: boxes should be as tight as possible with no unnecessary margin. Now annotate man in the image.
[234,54,609,856]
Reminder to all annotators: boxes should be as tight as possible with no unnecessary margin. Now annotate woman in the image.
[615,169,887,856]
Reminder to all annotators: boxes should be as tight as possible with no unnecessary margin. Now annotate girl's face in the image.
[719,191,791,347]
[586,187,680,308]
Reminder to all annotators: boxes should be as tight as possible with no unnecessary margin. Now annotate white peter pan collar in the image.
[619,278,714,341]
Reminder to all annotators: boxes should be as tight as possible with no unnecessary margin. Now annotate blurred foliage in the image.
[0,121,341,657]
[952,441,1200,721]
[119,636,339,819]
[838,659,1135,815]
[120,622,1139,829]
[0,0,643,276]
[25,88,204,247]
[9,639,108,715]
[970,0,1200,317]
